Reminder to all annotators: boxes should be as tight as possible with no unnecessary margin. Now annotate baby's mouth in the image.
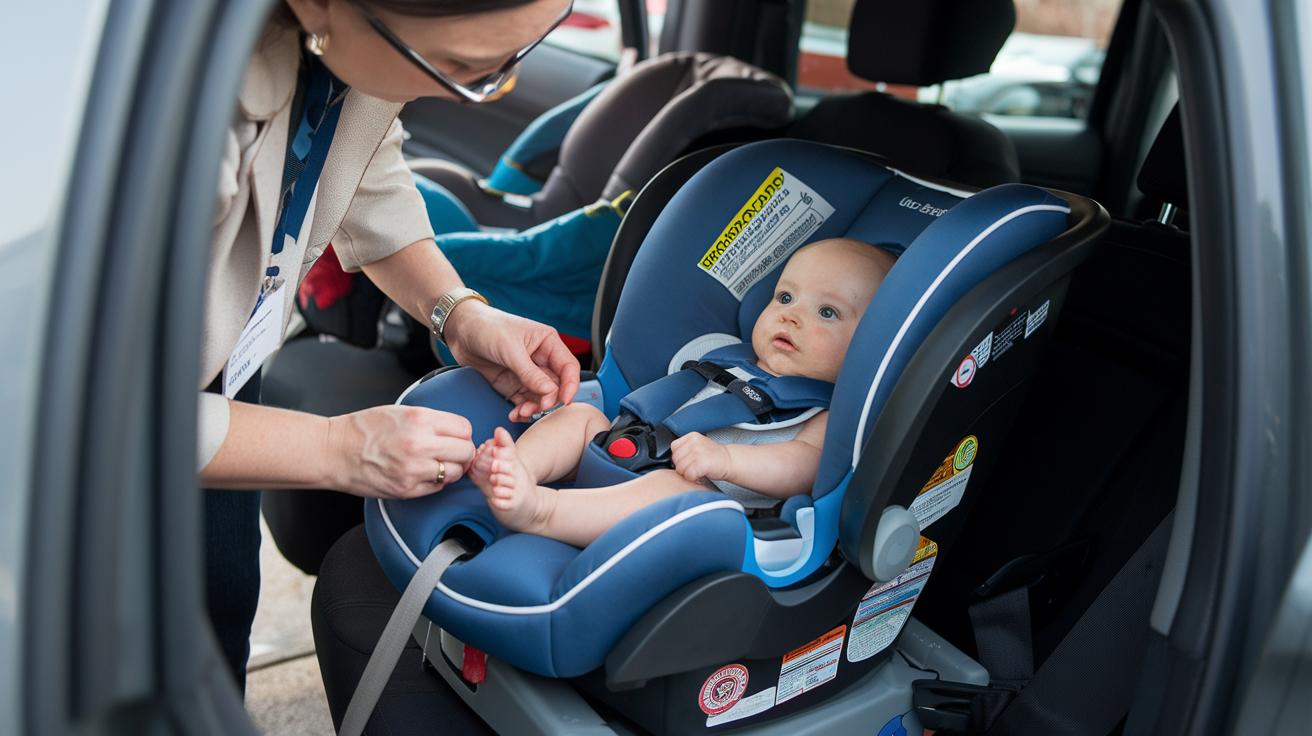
[772,333,798,352]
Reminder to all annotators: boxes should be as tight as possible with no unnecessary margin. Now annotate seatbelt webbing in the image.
[970,584,1034,684]
[989,511,1175,736]
[339,538,469,736]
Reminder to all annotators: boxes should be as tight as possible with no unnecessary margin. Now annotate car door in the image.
[18,0,273,732]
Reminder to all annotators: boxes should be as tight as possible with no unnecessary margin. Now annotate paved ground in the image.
[244,516,336,736]
[247,654,336,736]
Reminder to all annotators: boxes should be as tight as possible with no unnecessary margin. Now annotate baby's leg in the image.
[543,471,710,546]
[514,403,612,484]
[475,427,706,547]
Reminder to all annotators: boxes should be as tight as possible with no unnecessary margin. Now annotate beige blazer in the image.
[198,23,435,469]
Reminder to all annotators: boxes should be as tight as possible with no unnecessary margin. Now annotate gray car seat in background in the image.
[410,51,795,232]
[790,0,1022,188]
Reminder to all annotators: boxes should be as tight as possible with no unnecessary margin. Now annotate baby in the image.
[468,238,897,548]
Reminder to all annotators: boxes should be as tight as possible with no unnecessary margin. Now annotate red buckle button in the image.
[608,437,637,458]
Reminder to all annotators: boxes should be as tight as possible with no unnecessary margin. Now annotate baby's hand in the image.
[670,432,732,484]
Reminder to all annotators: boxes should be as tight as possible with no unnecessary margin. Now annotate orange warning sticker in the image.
[909,436,978,530]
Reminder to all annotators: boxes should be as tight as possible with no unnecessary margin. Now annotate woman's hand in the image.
[444,301,581,422]
[671,432,733,484]
[326,405,476,499]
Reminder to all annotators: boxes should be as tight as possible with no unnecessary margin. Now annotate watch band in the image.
[430,288,489,346]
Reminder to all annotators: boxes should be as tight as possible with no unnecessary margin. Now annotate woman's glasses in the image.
[352,0,574,104]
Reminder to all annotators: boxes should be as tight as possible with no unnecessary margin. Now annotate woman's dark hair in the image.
[274,0,542,26]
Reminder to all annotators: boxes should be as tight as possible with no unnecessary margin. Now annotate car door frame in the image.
[1123,0,1312,734]
[24,0,267,732]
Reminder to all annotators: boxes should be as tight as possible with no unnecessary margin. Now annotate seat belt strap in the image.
[914,513,1174,733]
[989,511,1174,736]
[339,538,469,736]
[969,584,1034,684]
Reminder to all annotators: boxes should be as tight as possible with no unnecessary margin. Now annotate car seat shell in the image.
[366,139,1107,682]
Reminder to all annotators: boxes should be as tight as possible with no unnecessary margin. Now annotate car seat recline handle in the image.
[871,506,920,582]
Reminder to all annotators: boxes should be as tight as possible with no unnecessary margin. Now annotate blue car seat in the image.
[363,139,1107,733]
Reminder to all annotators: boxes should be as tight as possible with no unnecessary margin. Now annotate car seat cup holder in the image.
[366,139,1109,733]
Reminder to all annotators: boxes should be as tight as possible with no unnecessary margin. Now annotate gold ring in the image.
[434,460,446,485]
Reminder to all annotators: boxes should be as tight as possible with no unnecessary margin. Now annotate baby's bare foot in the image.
[467,439,496,490]
[478,427,556,535]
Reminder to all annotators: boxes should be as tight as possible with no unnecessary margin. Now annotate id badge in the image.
[222,280,286,399]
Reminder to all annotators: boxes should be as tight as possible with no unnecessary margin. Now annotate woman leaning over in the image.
[198,0,577,690]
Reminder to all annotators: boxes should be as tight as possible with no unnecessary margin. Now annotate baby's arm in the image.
[670,411,828,499]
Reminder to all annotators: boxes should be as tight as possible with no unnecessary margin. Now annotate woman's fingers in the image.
[534,332,581,405]
[452,307,580,417]
[337,405,481,499]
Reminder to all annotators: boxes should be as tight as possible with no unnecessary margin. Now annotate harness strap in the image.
[339,538,469,736]
[618,345,833,439]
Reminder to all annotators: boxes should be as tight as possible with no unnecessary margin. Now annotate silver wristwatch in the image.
[429,288,489,346]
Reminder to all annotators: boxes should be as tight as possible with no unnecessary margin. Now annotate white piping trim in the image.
[395,377,425,406]
[890,169,978,199]
[378,498,745,615]
[730,405,823,431]
[380,498,424,567]
[850,204,1071,467]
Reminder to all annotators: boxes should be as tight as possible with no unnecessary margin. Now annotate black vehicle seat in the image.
[790,0,1022,189]
[911,106,1191,732]
[409,51,794,233]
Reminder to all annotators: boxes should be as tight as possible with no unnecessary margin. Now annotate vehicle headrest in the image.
[847,0,1016,87]
[559,52,793,206]
[1137,105,1188,207]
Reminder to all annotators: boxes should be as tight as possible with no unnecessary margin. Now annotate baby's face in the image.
[751,241,890,383]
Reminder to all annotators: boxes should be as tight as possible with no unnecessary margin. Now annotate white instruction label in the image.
[971,331,993,370]
[705,687,777,727]
[910,465,972,529]
[698,167,836,300]
[908,436,978,530]
[775,625,845,705]
[1025,299,1050,338]
[848,538,938,662]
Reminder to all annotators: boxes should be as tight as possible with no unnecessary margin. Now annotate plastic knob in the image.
[871,506,921,583]
[608,437,638,458]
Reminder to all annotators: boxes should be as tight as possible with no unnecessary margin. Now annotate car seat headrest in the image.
[1137,105,1188,208]
[847,0,1016,87]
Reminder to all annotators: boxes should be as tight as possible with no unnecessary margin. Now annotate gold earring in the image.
[306,33,330,56]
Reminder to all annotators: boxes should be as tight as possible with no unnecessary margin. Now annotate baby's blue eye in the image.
[819,306,837,319]
[778,292,793,304]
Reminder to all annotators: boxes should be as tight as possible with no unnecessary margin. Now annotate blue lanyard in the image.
[269,55,345,279]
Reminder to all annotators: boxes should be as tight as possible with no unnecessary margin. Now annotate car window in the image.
[543,0,667,63]
[798,0,1124,120]
[543,0,625,62]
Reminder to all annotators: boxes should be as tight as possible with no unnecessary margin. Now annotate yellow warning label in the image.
[913,536,938,563]
[700,167,786,271]
[919,435,979,494]
[910,436,978,531]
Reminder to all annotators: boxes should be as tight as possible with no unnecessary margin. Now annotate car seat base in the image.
[415,616,983,736]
